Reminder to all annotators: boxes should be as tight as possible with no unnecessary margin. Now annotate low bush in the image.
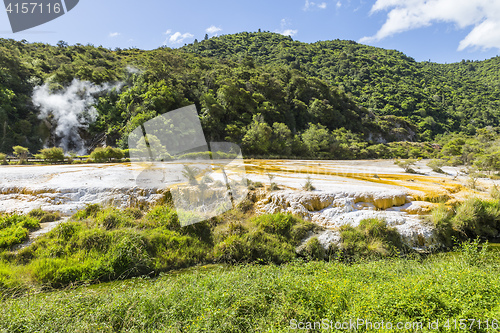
[72,204,102,220]
[0,153,7,165]
[213,230,295,264]
[339,218,407,258]
[427,159,445,173]
[431,204,456,247]
[302,176,316,191]
[90,147,124,163]
[39,147,64,163]
[451,198,500,238]
[298,236,325,260]
[394,158,417,173]
[140,206,181,230]
[252,213,314,246]
[93,208,136,230]
[0,215,40,250]
[28,208,60,223]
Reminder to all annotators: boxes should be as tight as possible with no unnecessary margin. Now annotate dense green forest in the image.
[1,32,500,159]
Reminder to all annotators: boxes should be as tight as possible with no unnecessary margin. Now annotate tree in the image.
[301,123,331,158]
[90,146,125,162]
[40,147,64,163]
[270,122,293,156]
[204,34,209,40]
[0,153,7,165]
[13,146,29,164]
[241,115,272,155]
[57,40,68,48]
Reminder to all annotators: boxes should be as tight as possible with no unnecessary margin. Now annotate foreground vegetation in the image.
[2,194,500,292]
[0,203,320,293]
[1,243,499,332]
[1,193,500,331]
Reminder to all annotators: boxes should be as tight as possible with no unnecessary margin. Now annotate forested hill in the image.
[182,32,500,140]
[0,33,499,159]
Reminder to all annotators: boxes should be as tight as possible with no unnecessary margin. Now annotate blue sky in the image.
[1,0,500,64]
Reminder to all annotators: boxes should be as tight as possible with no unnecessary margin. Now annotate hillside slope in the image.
[0,33,499,159]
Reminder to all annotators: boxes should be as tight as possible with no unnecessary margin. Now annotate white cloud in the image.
[280,29,298,37]
[164,31,194,44]
[276,19,298,37]
[206,25,222,35]
[336,1,342,8]
[359,0,500,51]
[304,0,328,11]
[109,32,120,38]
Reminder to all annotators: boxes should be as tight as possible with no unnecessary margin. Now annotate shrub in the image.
[77,228,111,251]
[213,230,295,264]
[451,198,500,238]
[491,185,500,200]
[90,147,124,163]
[141,206,180,230]
[176,151,212,160]
[124,207,143,220]
[252,213,314,246]
[181,165,199,185]
[144,228,209,270]
[214,221,247,244]
[1,214,38,230]
[0,225,29,249]
[339,218,406,258]
[28,208,60,223]
[39,147,64,163]
[394,159,417,173]
[0,214,40,250]
[0,153,7,165]
[50,222,82,241]
[94,208,135,230]
[427,159,445,173]
[302,176,316,191]
[431,204,455,247]
[12,146,29,164]
[299,237,325,260]
[456,238,490,266]
[103,232,152,279]
[72,204,102,220]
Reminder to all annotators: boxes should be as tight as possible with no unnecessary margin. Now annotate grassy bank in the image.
[1,196,500,331]
[0,204,319,293]
[1,242,499,332]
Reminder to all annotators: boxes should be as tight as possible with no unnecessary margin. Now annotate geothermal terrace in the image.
[0,159,490,250]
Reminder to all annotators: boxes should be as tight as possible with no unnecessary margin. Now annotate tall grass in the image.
[0,206,316,292]
[0,214,40,250]
[431,198,500,245]
[338,218,408,258]
[1,242,499,332]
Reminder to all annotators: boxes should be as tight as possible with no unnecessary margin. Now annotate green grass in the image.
[338,218,409,258]
[0,214,40,250]
[430,198,500,246]
[0,201,500,331]
[0,206,317,292]
[1,242,499,332]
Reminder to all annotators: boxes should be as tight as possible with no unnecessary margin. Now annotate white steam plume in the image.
[32,79,121,154]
